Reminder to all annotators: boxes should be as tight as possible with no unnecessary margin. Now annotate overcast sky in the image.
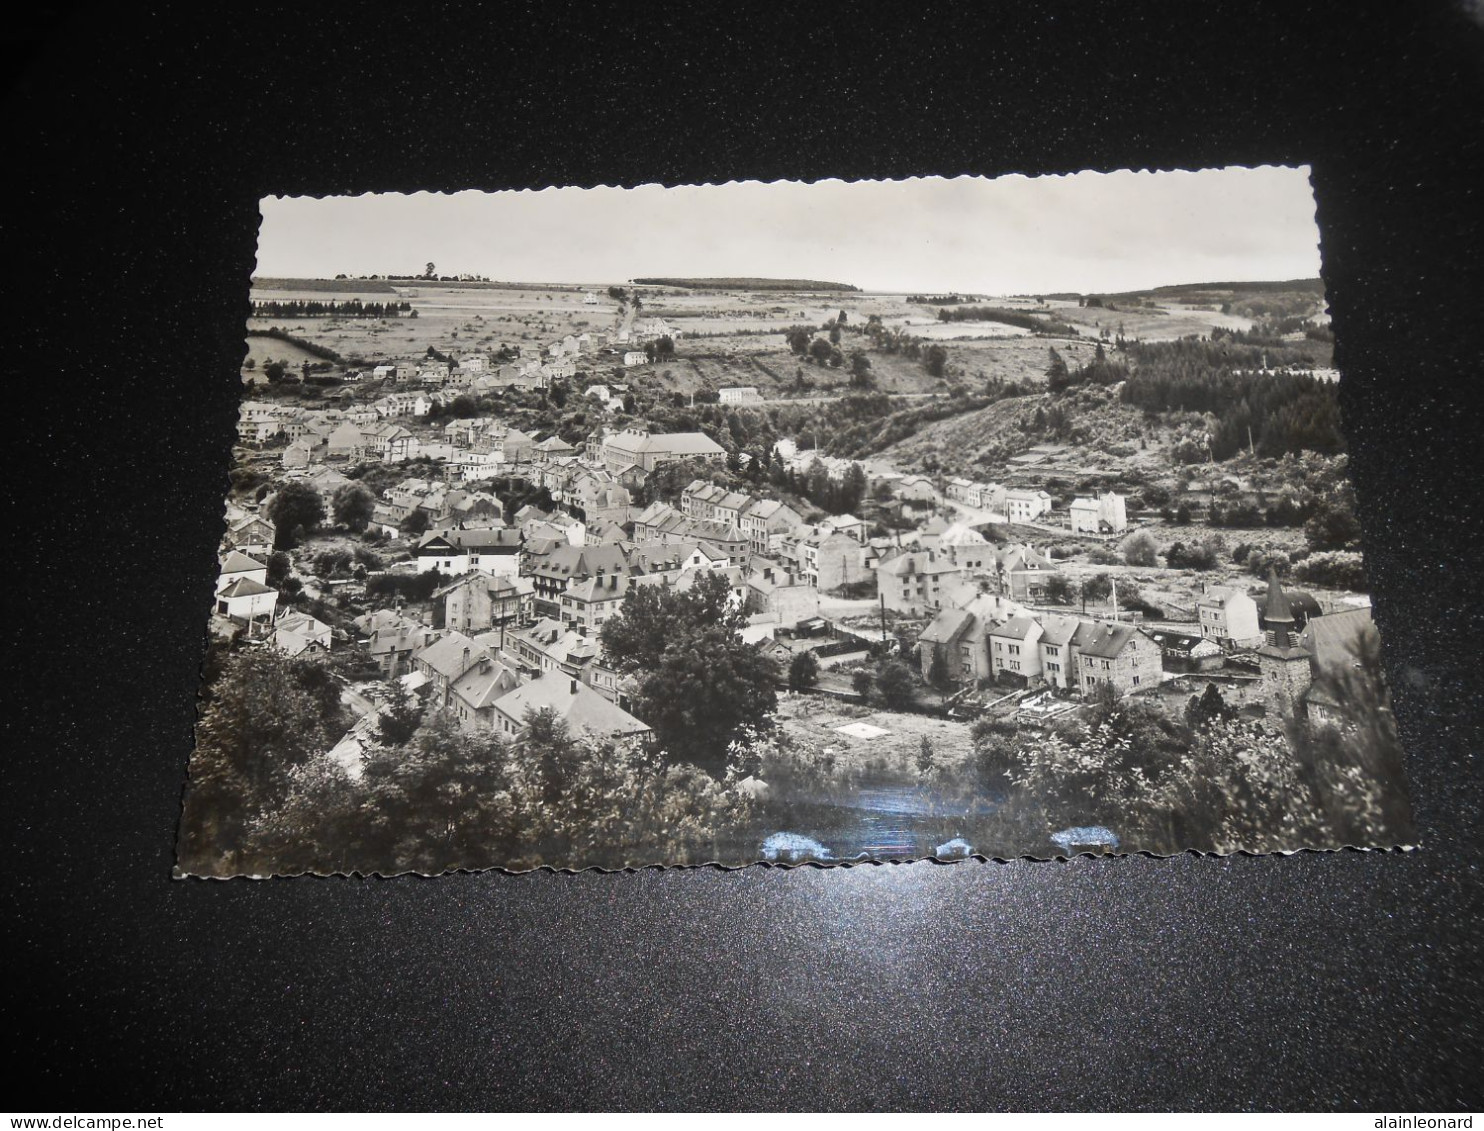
[255,167,1320,295]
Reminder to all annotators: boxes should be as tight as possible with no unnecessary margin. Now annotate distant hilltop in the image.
[630,277,860,292]
[1018,279,1323,303]
[1102,277,1324,300]
[252,277,398,294]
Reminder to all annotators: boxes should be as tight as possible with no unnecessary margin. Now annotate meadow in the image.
[246,281,623,370]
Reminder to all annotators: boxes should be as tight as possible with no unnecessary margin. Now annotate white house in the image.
[1069,491,1128,534]
[989,615,1045,684]
[1005,488,1054,523]
[1197,585,1262,650]
[215,577,278,624]
[719,386,763,405]
[216,550,268,595]
[414,527,524,577]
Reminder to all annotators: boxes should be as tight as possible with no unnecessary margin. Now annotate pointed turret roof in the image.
[1262,568,1294,626]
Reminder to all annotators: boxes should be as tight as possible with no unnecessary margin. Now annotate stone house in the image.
[875,549,962,614]
[1075,622,1162,696]
[436,570,535,634]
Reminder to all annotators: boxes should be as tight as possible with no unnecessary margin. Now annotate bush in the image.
[1304,496,1362,551]
[1209,502,1265,528]
[1122,530,1159,567]
[874,661,916,710]
[1043,574,1076,604]
[1141,484,1172,509]
[788,650,820,692]
[1164,540,1219,570]
[229,467,269,494]
[313,548,355,578]
[1247,548,1292,578]
[1293,550,1367,591]
[365,570,443,604]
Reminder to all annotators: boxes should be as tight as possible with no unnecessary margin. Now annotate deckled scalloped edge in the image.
[173,842,1420,881]
[181,165,1414,884]
[260,164,1316,206]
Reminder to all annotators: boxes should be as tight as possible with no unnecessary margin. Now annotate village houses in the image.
[226,303,1376,795]
[1197,584,1263,650]
[875,549,963,615]
[1069,490,1128,534]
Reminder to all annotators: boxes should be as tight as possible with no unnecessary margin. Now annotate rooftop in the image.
[494,672,651,739]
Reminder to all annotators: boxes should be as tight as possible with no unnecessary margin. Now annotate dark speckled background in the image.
[6,2,1481,1111]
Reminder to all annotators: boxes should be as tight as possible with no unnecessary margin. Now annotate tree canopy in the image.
[600,570,779,777]
[266,481,324,548]
[177,648,350,873]
[788,649,820,691]
[332,482,377,532]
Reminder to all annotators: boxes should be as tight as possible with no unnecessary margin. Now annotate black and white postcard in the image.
[177,168,1415,876]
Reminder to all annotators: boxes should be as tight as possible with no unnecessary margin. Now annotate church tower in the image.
[1255,569,1313,719]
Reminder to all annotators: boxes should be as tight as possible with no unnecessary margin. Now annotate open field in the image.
[253,277,398,293]
[1036,297,1256,341]
[775,694,977,771]
[240,334,339,376]
[243,280,1329,406]
[614,334,1108,399]
[248,281,623,366]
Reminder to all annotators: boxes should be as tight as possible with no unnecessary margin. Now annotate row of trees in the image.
[858,318,951,378]
[768,456,868,516]
[246,327,346,363]
[937,305,1079,336]
[264,480,380,548]
[251,299,413,319]
[1046,343,1129,392]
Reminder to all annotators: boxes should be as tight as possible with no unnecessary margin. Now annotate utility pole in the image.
[879,591,888,654]
[1248,425,1256,458]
